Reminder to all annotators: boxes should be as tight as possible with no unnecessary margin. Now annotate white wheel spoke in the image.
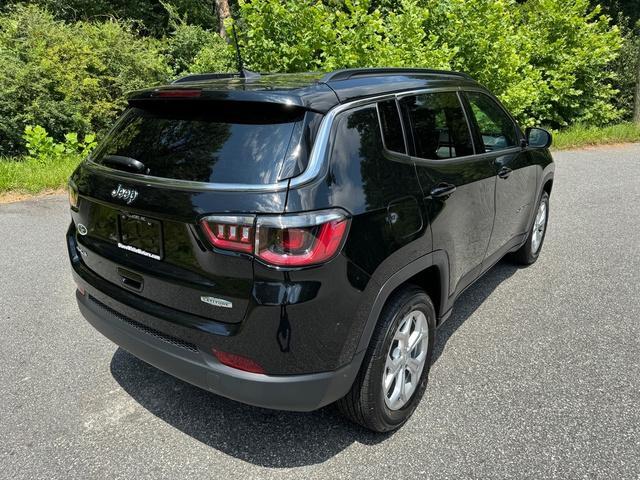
[408,330,423,353]
[388,368,404,406]
[406,356,422,378]
[531,200,547,254]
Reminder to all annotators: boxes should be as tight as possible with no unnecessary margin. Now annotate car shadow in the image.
[110,349,388,468]
[431,259,519,364]
[110,259,519,468]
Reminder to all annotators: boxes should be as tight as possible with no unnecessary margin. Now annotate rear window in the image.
[92,102,304,184]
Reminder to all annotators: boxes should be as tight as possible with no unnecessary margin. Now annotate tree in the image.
[215,0,231,39]
[1,0,219,37]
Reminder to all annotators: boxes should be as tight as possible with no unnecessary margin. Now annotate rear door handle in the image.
[498,167,512,179]
[429,183,456,198]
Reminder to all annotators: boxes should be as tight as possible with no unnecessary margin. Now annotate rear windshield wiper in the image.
[102,155,150,175]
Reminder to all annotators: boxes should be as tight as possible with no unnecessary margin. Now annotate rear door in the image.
[399,91,496,297]
[462,91,537,262]
[70,99,310,323]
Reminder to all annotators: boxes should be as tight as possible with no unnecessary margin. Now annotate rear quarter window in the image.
[91,103,305,185]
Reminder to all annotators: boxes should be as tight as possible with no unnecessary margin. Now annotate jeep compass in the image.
[67,68,554,432]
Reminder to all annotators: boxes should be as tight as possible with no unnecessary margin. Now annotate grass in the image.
[0,155,80,194]
[552,122,640,150]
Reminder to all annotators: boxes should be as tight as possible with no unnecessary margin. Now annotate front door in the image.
[463,91,537,262]
[399,91,496,298]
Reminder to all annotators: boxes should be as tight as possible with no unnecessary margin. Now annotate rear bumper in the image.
[76,289,362,411]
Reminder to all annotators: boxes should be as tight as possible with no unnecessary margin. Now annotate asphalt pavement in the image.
[1,144,639,479]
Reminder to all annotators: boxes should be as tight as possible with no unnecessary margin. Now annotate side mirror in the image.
[525,127,552,149]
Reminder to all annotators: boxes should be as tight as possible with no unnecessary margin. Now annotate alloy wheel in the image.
[382,310,429,410]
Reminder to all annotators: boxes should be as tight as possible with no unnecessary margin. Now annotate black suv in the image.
[67,68,554,432]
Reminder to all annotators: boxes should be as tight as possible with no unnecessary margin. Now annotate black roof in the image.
[128,68,479,113]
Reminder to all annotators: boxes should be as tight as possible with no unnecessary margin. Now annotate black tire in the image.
[337,285,436,432]
[512,191,550,265]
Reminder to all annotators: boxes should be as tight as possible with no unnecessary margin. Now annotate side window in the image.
[377,99,406,154]
[399,92,474,160]
[330,106,420,208]
[466,92,518,152]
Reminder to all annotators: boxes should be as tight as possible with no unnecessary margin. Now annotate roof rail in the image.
[172,70,261,84]
[320,68,474,83]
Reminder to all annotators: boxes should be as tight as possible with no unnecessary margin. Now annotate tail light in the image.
[200,215,255,253]
[199,209,349,267]
[68,182,79,210]
[256,211,348,267]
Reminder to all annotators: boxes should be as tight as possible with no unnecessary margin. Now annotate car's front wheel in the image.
[513,191,550,265]
[337,285,436,432]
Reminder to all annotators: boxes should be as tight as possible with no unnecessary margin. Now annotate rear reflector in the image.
[199,209,349,267]
[212,349,264,374]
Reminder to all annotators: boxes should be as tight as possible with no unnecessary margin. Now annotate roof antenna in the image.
[230,16,259,79]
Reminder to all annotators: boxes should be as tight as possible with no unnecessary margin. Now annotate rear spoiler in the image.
[128,88,305,108]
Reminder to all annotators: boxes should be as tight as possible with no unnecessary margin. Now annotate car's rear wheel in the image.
[337,285,436,432]
[512,191,550,265]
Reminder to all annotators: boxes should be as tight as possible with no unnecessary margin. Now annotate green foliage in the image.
[594,0,640,27]
[610,21,639,120]
[0,124,95,193]
[235,0,455,72]
[23,125,96,165]
[517,0,623,126]
[2,0,218,37]
[236,0,623,128]
[163,7,236,75]
[0,4,171,156]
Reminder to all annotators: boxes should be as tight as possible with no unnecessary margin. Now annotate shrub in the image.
[162,7,236,75]
[0,4,170,156]
[235,0,623,128]
[23,125,96,165]
[611,23,639,120]
[517,0,623,126]
[235,0,455,73]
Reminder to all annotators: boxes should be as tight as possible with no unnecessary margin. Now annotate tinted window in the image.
[377,99,406,154]
[466,92,518,152]
[330,106,420,210]
[399,92,473,160]
[92,104,302,184]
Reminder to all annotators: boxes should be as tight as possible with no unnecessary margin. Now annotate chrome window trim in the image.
[374,100,408,156]
[84,86,509,192]
[84,160,292,193]
[456,90,478,155]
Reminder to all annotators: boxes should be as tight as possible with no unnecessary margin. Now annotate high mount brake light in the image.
[199,210,349,267]
[154,89,202,98]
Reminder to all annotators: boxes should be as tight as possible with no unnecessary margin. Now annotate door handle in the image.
[498,167,512,179]
[429,183,456,198]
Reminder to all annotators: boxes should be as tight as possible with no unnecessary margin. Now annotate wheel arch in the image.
[355,250,449,354]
